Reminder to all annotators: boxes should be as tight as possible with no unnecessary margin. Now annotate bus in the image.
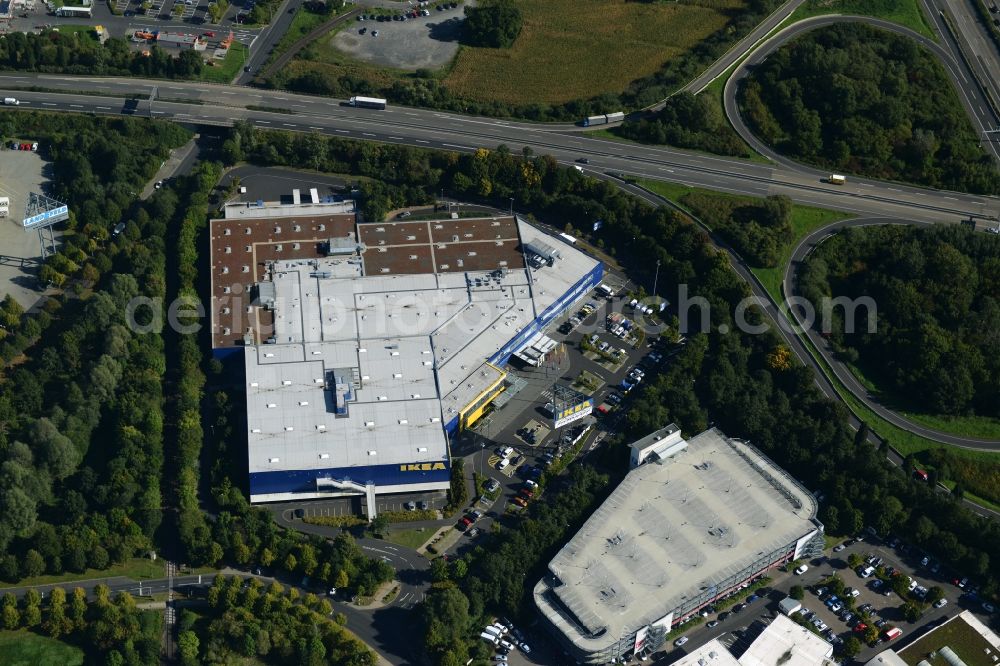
[349,96,387,110]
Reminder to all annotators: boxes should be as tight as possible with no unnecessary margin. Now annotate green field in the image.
[200,41,248,83]
[444,0,744,105]
[53,25,100,40]
[0,557,164,589]
[0,631,83,666]
[383,528,434,550]
[791,0,935,39]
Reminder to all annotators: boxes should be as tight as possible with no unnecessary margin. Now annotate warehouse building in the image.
[534,425,824,664]
[208,194,602,510]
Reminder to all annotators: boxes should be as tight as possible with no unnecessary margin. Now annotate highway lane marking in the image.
[69,104,83,108]
[275,96,289,100]
[405,112,418,116]
[195,88,209,93]
[362,132,375,137]
[389,136,403,140]
[42,103,56,106]
[944,196,958,200]
[335,129,348,133]
[257,120,271,124]
[96,106,111,110]
[152,111,165,114]
[309,126,324,130]
[887,188,901,192]
[443,143,472,149]
[283,123,297,127]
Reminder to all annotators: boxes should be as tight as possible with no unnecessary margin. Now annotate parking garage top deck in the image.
[537,428,820,655]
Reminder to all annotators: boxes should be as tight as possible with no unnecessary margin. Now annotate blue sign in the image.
[23,205,69,229]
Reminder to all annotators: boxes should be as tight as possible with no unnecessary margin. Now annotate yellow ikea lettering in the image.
[399,462,446,472]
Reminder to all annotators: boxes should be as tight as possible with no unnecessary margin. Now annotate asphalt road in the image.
[724,14,1000,168]
[1,74,996,227]
[785,218,1000,451]
[722,14,1000,451]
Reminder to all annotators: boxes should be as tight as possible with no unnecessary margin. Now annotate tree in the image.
[925,586,945,605]
[902,600,923,623]
[22,549,45,578]
[789,585,804,600]
[368,515,389,538]
[178,630,200,665]
[841,636,862,658]
[462,0,522,48]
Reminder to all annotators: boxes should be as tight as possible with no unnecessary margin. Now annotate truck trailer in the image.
[828,173,846,185]
[349,96,387,110]
[581,111,626,126]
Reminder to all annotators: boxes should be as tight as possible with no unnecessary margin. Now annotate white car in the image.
[497,458,510,471]
[934,598,948,608]
[794,565,809,575]
[675,636,689,647]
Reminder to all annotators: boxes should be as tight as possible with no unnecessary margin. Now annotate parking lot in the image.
[649,529,999,663]
[332,3,469,70]
[0,148,58,311]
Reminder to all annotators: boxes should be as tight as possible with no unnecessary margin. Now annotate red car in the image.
[853,622,868,633]
[512,497,528,507]
[459,516,473,529]
[518,489,534,499]
[202,31,215,37]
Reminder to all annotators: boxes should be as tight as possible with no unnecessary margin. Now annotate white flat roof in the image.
[671,616,834,666]
[539,429,818,653]
[740,615,834,666]
[244,216,600,483]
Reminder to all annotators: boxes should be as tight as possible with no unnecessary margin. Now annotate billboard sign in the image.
[22,205,68,229]
[553,398,593,429]
[633,626,649,656]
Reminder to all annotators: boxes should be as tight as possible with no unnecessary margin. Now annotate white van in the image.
[480,631,500,645]
[484,625,503,638]
[3,98,19,106]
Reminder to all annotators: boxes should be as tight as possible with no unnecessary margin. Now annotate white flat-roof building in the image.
[534,426,824,663]
[222,206,603,506]
[670,616,835,666]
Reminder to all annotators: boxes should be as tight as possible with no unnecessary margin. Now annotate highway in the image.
[721,13,1000,451]
[1,74,996,227]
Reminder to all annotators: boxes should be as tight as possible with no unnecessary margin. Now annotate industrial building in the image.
[669,615,835,666]
[208,191,602,510]
[534,425,824,664]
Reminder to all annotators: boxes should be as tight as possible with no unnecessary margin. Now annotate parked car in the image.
[833,543,846,552]
[934,598,948,608]
[794,565,809,575]
[706,620,719,628]
[674,637,689,647]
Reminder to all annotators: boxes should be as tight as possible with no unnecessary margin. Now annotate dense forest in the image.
[618,92,751,158]
[679,191,793,267]
[799,224,1000,418]
[179,574,374,665]
[739,23,1000,194]
[0,31,204,78]
[0,112,189,581]
[226,127,1000,663]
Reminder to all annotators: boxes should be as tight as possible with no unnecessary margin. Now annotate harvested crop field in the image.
[443,0,745,105]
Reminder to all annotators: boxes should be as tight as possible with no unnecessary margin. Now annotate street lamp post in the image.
[509,197,514,216]
[652,259,661,300]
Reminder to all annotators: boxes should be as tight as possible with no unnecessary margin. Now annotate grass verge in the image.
[0,557,165,589]
[844,359,1000,441]
[0,631,83,666]
[200,41,248,83]
[791,0,935,40]
[383,528,434,550]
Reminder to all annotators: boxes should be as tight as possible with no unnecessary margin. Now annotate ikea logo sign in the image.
[399,462,447,472]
